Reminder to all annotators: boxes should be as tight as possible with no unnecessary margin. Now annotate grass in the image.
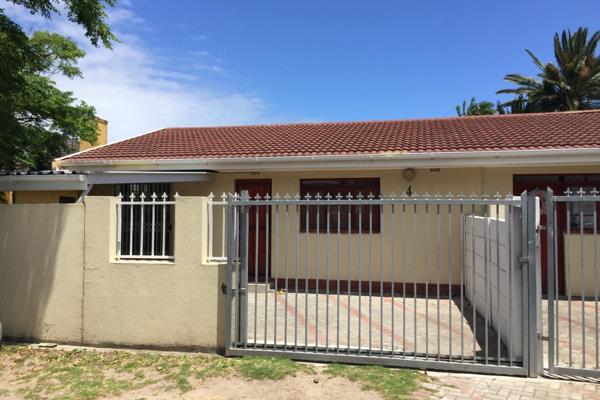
[0,345,425,400]
[325,363,424,400]
[235,356,311,380]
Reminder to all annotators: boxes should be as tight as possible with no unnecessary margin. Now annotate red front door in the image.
[235,179,272,278]
[513,183,556,295]
[514,174,600,295]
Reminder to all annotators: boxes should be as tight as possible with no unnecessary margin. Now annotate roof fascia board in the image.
[59,148,600,172]
[86,171,215,185]
[0,171,215,191]
[0,174,88,191]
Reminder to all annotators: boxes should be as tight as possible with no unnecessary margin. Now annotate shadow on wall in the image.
[0,204,84,342]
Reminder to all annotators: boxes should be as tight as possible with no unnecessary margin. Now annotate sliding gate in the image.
[225,192,540,376]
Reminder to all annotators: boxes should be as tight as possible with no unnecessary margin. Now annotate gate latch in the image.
[537,225,547,232]
[221,283,237,296]
[519,256,530,264]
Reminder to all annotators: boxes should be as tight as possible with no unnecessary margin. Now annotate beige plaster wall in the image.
[0,197,227,350]
[13,190,79,204]
[0,204,85,342]
[82,196,228,350]
[564,234,600,297]
[176,165,600,289]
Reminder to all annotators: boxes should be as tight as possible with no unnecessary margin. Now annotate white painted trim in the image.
[0,174,88,191]
[58,147,600,172]
[0,170,215,191]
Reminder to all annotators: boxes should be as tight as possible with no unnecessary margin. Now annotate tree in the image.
[497,95,529,114]
[455,97,497,116]
[0,0,116,171]
[497,27,600,112]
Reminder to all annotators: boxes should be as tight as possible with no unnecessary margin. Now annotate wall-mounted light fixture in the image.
[403,168,416,181]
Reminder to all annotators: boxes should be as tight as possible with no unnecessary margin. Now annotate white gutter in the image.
[0,174,88,191]
[0,171,215,192]
[58,147,600,172]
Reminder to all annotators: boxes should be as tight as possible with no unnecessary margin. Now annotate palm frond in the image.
[525,49,546,71]
[499,27,600,112]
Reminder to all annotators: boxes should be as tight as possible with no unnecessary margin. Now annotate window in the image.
[299,178,381,233]
[568,201,597,230]
[567,186,599,231]
[116,183,174,258]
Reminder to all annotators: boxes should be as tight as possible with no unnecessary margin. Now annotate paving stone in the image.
[425,372,600,400]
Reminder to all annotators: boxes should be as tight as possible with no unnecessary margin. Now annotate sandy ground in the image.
[113,373,383,400]
[0,345,396,400]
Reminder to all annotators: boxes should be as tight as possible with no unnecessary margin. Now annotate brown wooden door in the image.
[513,183,555,295]
[235,179,272,278]
[513,175,600,296]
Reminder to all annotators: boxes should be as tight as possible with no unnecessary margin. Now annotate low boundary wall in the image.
[0,197,227,350]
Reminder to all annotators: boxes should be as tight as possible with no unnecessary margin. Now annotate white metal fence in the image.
[207,192,228,261]
[225,192,540,377]
[546,187,600,378]
[116,192,177,260]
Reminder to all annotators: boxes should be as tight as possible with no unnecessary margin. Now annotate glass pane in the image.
[568,188,597,230]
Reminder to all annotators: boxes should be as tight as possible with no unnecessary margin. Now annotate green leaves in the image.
[7,0,117,48]
[455,97,497,116]
[497,27,600,113]
[0,1,116,171]
[29,32,86,77]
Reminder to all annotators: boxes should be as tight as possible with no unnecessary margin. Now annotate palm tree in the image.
[456,97,497,116]
[497,95,529,114]
[498,27,600,112]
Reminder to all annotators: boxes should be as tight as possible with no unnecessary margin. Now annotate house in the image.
[1,110,599,376]
[2,110,600,298]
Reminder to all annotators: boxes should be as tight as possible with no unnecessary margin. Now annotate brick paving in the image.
[424,371,600,400]
[247,291,510,362]
[243,290,600,399]
[246,292,600,372]
[248,291,600,400]
[542,299,600,370]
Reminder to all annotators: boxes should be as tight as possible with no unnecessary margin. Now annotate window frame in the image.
[299,177,381,234]
[115,183,174,258]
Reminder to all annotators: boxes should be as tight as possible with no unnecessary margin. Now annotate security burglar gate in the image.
[224,192,542,377]
[546,188,600,378]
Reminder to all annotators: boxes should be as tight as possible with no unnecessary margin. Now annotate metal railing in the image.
[116,192,177,260]
[225,192,537,376]
[546,187,600,378]
[207,192,228,261]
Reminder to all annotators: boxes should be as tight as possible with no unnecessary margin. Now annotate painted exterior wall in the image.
[175,165,600,293]
[0,192,12,204]
[12,190,79,204]
[564,234,600,298]
[1,164,597,350]
[465,215,524,357]
[0,204,85,342]
[82,196,227,350]
[78,118,108,152]
[0,197,227,350]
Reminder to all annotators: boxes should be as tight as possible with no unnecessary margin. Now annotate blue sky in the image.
[4,0,600,141]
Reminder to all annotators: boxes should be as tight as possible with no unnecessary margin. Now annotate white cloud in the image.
[2,1,273,142]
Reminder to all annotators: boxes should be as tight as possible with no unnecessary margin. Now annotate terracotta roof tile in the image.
[62,110,600,162]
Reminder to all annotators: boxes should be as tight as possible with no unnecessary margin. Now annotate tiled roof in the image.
[62,110,600,163]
